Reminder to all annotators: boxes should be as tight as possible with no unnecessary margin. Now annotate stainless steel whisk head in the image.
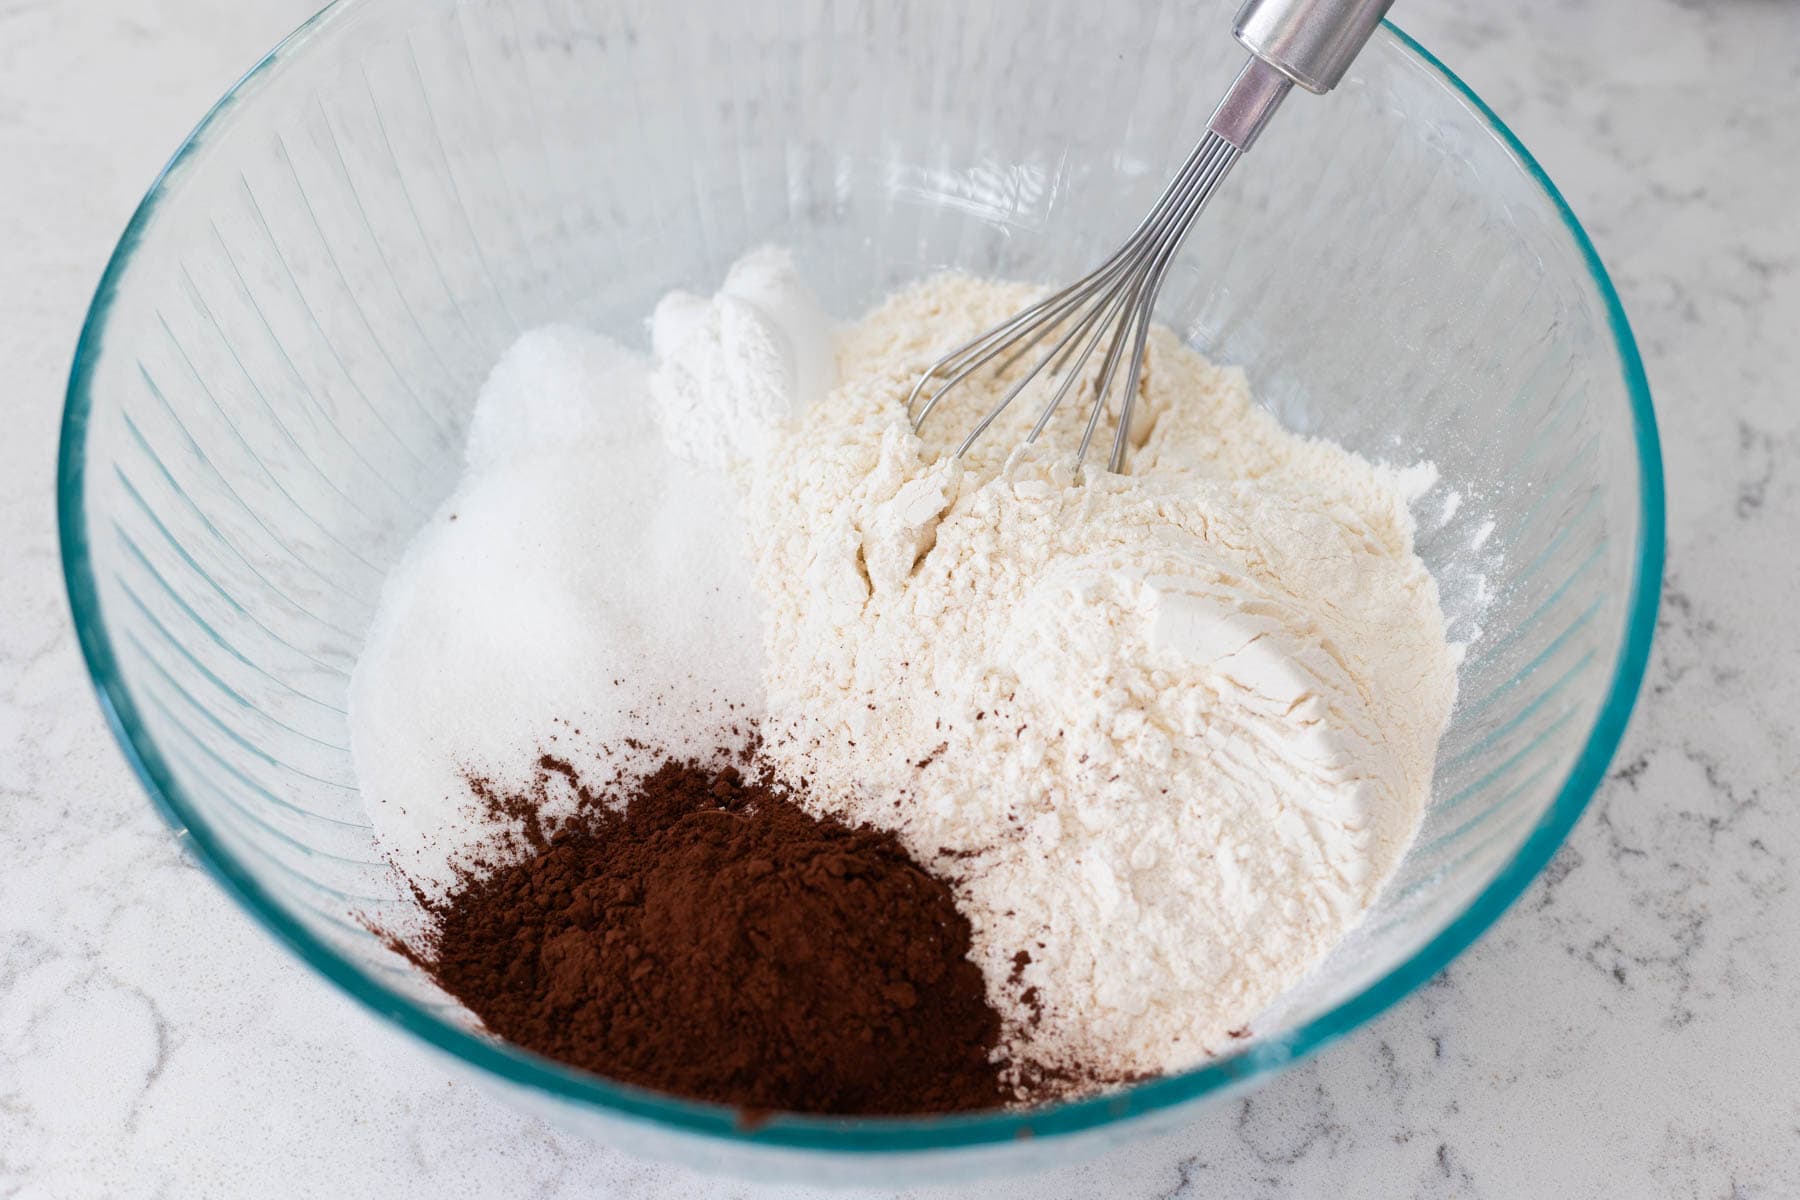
[906,0,1393,474]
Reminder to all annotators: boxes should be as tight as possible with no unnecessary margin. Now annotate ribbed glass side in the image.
[62,0,1656,1179]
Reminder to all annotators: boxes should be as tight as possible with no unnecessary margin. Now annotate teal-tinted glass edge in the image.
[56,5,1665,1156]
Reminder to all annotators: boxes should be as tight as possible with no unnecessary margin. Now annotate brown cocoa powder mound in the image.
[411,756,1008,1116]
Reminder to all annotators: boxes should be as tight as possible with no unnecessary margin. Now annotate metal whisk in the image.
[907,0,1393,473]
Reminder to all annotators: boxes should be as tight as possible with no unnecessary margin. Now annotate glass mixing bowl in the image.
[58,0,1662,1183]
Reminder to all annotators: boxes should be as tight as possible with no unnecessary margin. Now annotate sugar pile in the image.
[348,327,767,892]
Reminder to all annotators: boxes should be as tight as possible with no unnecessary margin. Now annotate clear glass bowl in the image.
[58,0,1662,1183]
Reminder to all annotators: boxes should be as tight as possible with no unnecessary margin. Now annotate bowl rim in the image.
[57,1,1664,1156]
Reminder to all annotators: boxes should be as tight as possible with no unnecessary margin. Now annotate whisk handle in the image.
[1233,0,1394,94]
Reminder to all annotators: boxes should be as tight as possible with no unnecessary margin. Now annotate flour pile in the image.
[350,248,1457,1091]
[747,275,1457,1080]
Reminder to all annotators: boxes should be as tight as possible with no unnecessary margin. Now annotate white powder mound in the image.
[747,274,1458,1081]
[649,246,835,468]
[349,326,764,893]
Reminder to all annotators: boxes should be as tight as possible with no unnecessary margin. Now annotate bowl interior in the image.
[60,0,1658,1178]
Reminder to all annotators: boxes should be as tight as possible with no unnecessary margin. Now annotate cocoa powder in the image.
[404,755,1008,1116]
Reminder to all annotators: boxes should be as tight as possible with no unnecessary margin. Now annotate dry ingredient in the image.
[649,246,835,468]
[395,751,1009,1116]
[745,273,1457,1081]
[350,247,1457,1111]
[348,326,764,894]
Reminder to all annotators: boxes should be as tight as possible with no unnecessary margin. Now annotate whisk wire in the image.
[905,6,1388,474]
[1105,135,1245,470]
[904,133,1231,421]
[910,130,1243,472]
[906,134,1230,431]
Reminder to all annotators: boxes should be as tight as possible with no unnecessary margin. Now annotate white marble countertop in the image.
[4,0,1798,1196]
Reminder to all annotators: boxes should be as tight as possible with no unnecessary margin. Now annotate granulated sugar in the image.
[349,326,764,893]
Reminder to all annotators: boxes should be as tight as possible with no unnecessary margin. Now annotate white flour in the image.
[746,273,1458,1080]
